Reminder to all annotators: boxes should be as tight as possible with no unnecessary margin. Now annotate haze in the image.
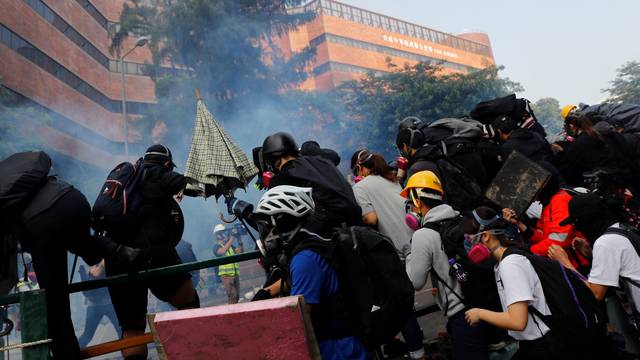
[343,0,640,106]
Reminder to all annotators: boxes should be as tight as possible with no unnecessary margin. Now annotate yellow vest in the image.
[218,246,239,277]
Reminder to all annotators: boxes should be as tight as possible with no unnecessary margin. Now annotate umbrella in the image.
[183,90,259,199]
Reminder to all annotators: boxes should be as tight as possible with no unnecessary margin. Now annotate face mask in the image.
[465,232,491,264]
[353,175,364,183]
[404,199,422,230]
[261,171,274,189]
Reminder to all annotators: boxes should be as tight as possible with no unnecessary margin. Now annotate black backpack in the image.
[0,151,51,216]
[296,227,415,348]
[92,159,147,233]
[436,159,484,213]
[423,217,502,312]
[502,247,608,357]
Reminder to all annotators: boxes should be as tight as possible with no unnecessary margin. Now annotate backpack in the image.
[470,94,536,125]
[92,158,147,234]
[0,151,52,216]
[502,247,608,356]
[295,227,415,348]
[436,158,484,213]
[423,217,502,312]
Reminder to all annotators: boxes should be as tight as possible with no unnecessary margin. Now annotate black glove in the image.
[251,289,272,301]
[115,245,149,267]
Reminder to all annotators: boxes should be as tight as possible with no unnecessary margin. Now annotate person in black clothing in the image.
[300,140,341,166]
[3,158,143,359]
[260,132,362,238]
[395,126,442,182]
[105,144,199,360]
[554,114,616,187]
[492,115,553,164]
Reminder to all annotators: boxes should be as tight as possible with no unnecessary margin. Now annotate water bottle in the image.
[448,258,468,283]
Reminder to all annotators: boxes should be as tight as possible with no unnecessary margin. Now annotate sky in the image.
[342,0,640,106]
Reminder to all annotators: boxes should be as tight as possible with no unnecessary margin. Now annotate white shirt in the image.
[495,254,551,340]
[589,223,640,312]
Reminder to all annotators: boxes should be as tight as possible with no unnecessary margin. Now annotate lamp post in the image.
[120,35,151,157]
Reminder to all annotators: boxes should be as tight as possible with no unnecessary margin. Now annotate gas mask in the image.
[261,171,274,189]
[404,198,422,231]
[255,216,302,259]
[465,230,503,265]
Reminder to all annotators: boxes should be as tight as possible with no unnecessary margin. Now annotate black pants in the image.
[23,189,99,359]
[446,310,491,360]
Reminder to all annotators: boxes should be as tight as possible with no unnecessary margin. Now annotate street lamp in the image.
[120,35,151,157]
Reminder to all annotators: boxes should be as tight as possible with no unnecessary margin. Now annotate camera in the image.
[226,196,254,221]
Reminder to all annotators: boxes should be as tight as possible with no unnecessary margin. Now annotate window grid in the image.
[312,0,491,57]
[310,33,474,73]
[0,24,152,114]
[313,61,386,77]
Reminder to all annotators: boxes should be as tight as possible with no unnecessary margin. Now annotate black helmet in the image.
[144,144,175,168]
[262,132,298,167]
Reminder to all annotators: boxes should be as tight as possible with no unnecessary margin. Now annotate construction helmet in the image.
[561,105,577,120]
[400,171,444,207]
[213,224,226,234]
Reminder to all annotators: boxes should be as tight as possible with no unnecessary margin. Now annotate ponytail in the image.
[352,150,396,182]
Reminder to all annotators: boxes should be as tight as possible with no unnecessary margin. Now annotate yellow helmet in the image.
[400,171,444,207]
[561,105,577,120]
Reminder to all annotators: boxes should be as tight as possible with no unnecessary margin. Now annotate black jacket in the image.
[556,133,612,187]
[270,156,362,237]
[21,177,73,223]
[405,144,443,182]
[502,128,553,164]
[124,162,186,248]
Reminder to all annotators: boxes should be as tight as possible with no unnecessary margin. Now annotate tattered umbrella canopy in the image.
[184,94,258,199]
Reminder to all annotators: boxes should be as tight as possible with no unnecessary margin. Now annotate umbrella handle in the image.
[219,212,237,224]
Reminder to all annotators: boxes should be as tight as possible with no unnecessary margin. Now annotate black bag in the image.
[423,217,502,312]
[436,159,484,212]
[327,226,415,347]
[92,158,146,233]
[0,151,51,216]
[470,94,535,125]
[503,247,608,357]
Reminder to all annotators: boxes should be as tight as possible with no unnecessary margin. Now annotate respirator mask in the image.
[464,210,501,265]
[404,196,422,231]
[255,216,302,261]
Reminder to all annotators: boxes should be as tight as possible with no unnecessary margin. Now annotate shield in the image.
[184,94,258,199]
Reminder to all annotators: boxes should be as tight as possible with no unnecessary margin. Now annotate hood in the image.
[412,144,443,162]
[429,118,483,141]
[593,121,615,135]
[423,204,459,224]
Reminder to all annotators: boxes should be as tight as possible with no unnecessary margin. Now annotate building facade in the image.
[0,0,155,169]
[277,0,495,90]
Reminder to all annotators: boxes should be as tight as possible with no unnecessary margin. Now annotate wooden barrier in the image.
[79,333,154,359]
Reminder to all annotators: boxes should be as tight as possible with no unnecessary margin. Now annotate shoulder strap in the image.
[604,227,640,259]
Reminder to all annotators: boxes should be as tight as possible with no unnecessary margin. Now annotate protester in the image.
[554,113,615,186]
[549,193,640,355]
[213,224,243,304]
[254,185,368,360]
[402,171,491,360]
[260,132,362,237]
[104,144,199,360]
[492,115,553,164]
[77,261,120,348]
[0,151,143,359]
[351,149,424,359]
[463,207,565,359]
[502,173,589,270]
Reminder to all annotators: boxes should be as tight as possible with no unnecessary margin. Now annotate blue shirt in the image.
[290,249,369,360]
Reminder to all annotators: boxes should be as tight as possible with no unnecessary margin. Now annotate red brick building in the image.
[0,0,494,169]
[277,0,495,90]
[0,0,155,169]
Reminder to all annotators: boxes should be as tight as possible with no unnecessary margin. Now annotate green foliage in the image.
[335,62,523,156]
[111,0,317,150]
[605,61,640,104]
[532,97,563,134]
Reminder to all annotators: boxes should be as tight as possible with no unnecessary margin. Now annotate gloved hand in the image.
[114,245,148,267]
[252,289,272,301]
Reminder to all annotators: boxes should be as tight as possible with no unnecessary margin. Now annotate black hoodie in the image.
[502,128,553,164]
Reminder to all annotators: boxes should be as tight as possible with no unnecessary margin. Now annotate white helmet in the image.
[256,186,314,217]
[213,224,226,234]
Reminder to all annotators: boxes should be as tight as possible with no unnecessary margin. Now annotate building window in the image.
[310,33,475,73]
[0,24,152,114]
[75,0,109,30]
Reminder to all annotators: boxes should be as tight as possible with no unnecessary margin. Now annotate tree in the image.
[336,62,523,157]
[605,61,640,104]
[111,0,317,150]
[532,97,563,134]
